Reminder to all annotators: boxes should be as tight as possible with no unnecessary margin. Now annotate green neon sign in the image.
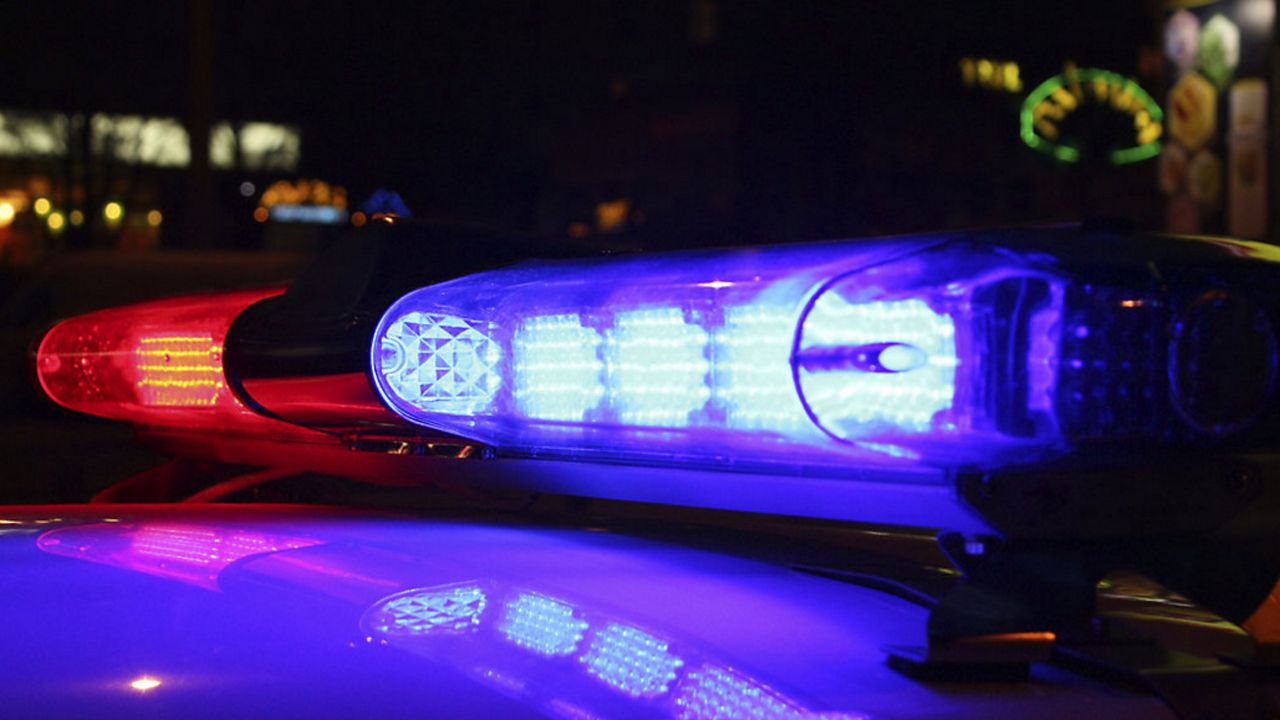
[1020,65,1163,165]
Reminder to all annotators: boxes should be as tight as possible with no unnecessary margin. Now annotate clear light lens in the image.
[377,312,503,415]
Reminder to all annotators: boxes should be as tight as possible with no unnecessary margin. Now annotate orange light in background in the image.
[46,211,66,234]
[0,201,14,227]
[253,207,269,223]
[146,210,163,227]
[259,179,347,210]
[567,222,591,238]
[33,197,51,216]
[133,335,224,407]
[351,211,367,227]
[594,198,631,233]
[68,210,85,227]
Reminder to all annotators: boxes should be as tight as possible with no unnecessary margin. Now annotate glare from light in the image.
[799,297,956,433]
[69,209,85,226]
[46,211,66,233]
[252,207,269,223]
[103,202,124,222]
[0,201,13,226]
[239,181,256,197]
[351,210,367,227]
[129,676,161,692]
[146,210,163,227]
[33,197,51,216]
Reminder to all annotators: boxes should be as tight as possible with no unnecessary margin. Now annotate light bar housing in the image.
[371,230,1280,474]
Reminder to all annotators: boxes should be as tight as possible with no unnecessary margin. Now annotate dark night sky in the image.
[0,1,1161,242]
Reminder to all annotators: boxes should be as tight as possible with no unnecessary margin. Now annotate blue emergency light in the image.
[369,231,1280,477]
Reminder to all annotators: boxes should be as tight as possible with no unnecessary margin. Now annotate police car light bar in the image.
[372,231,1280,476]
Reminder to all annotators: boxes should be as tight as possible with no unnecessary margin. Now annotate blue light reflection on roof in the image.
[673,665,803,720]
[498,592,590,657]
[580,622,684,698]
[364,584,488,637]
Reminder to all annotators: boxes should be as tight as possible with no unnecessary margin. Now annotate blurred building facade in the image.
[6,1,1270,263]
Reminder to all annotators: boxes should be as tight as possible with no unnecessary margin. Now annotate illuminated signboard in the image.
[1020,63,1164,165]
[258,179,348,225]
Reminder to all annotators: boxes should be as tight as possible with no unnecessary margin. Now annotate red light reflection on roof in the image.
[38,522,320,591]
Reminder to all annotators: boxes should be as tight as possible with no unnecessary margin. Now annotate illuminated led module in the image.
[796,297,956,435]
[513,315,605,421]
[605,308,711,425]
[134,335,225,406]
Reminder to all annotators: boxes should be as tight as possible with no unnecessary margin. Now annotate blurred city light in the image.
[46,211,66,234]
[146,210,163,227]
[960,57,1023,92]
[1021,63,1163,165]
[351,211,367,227]
[252,207,269,223]
[0,110,300,171]
[1240,0,1276,33]
[594,198,631,233]
[32,197,51,216]
[103,202,124,228]
[68,210,84,226]
[239,181,256,197]
[0,201,14,227]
